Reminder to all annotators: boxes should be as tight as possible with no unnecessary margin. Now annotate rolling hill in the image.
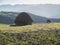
[0,11,48,24]
[0,11,60,24]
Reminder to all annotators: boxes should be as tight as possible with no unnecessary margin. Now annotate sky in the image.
[0,0,60,18]
[0,0,60,5]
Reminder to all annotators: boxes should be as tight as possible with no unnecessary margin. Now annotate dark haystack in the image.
[14,12,33,26]
[47,19,51,23]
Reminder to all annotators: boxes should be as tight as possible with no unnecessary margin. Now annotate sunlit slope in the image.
[0,23,60,33]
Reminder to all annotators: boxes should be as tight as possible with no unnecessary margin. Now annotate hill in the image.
[0,11,48,24]
[0,11,60,24]
[0,11,17,24]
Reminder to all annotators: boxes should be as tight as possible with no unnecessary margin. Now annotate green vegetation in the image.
[0,23,60,45]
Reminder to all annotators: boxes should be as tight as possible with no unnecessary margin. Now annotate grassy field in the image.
[0,23,60,33]
[0,23,60,45]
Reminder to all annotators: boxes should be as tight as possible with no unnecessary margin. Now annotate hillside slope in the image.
[0,12,48,24]
[0,12,60,24]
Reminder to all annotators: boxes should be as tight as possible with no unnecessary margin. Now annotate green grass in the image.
[0,23,60,33]
[0,23,60,45]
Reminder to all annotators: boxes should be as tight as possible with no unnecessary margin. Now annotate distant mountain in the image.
[50,18,60,22]
[0,12,60,24]
[0,11,48,24]
[0,4,60,18]
[28,13,48,23]
[0,15,13,24]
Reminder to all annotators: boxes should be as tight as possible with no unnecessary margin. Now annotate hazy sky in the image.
[0,0,60,18]
[0,0,60,5]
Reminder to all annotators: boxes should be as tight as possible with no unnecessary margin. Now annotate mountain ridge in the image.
[0,11,60,24]
[0,4,60,18]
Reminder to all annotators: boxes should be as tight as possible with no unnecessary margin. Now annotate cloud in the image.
[18,0,60,4]
[0,0,20,5]
[0,0,60,4]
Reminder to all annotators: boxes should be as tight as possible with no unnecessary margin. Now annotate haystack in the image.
[47,19,51,23]
[14,12,33,26]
